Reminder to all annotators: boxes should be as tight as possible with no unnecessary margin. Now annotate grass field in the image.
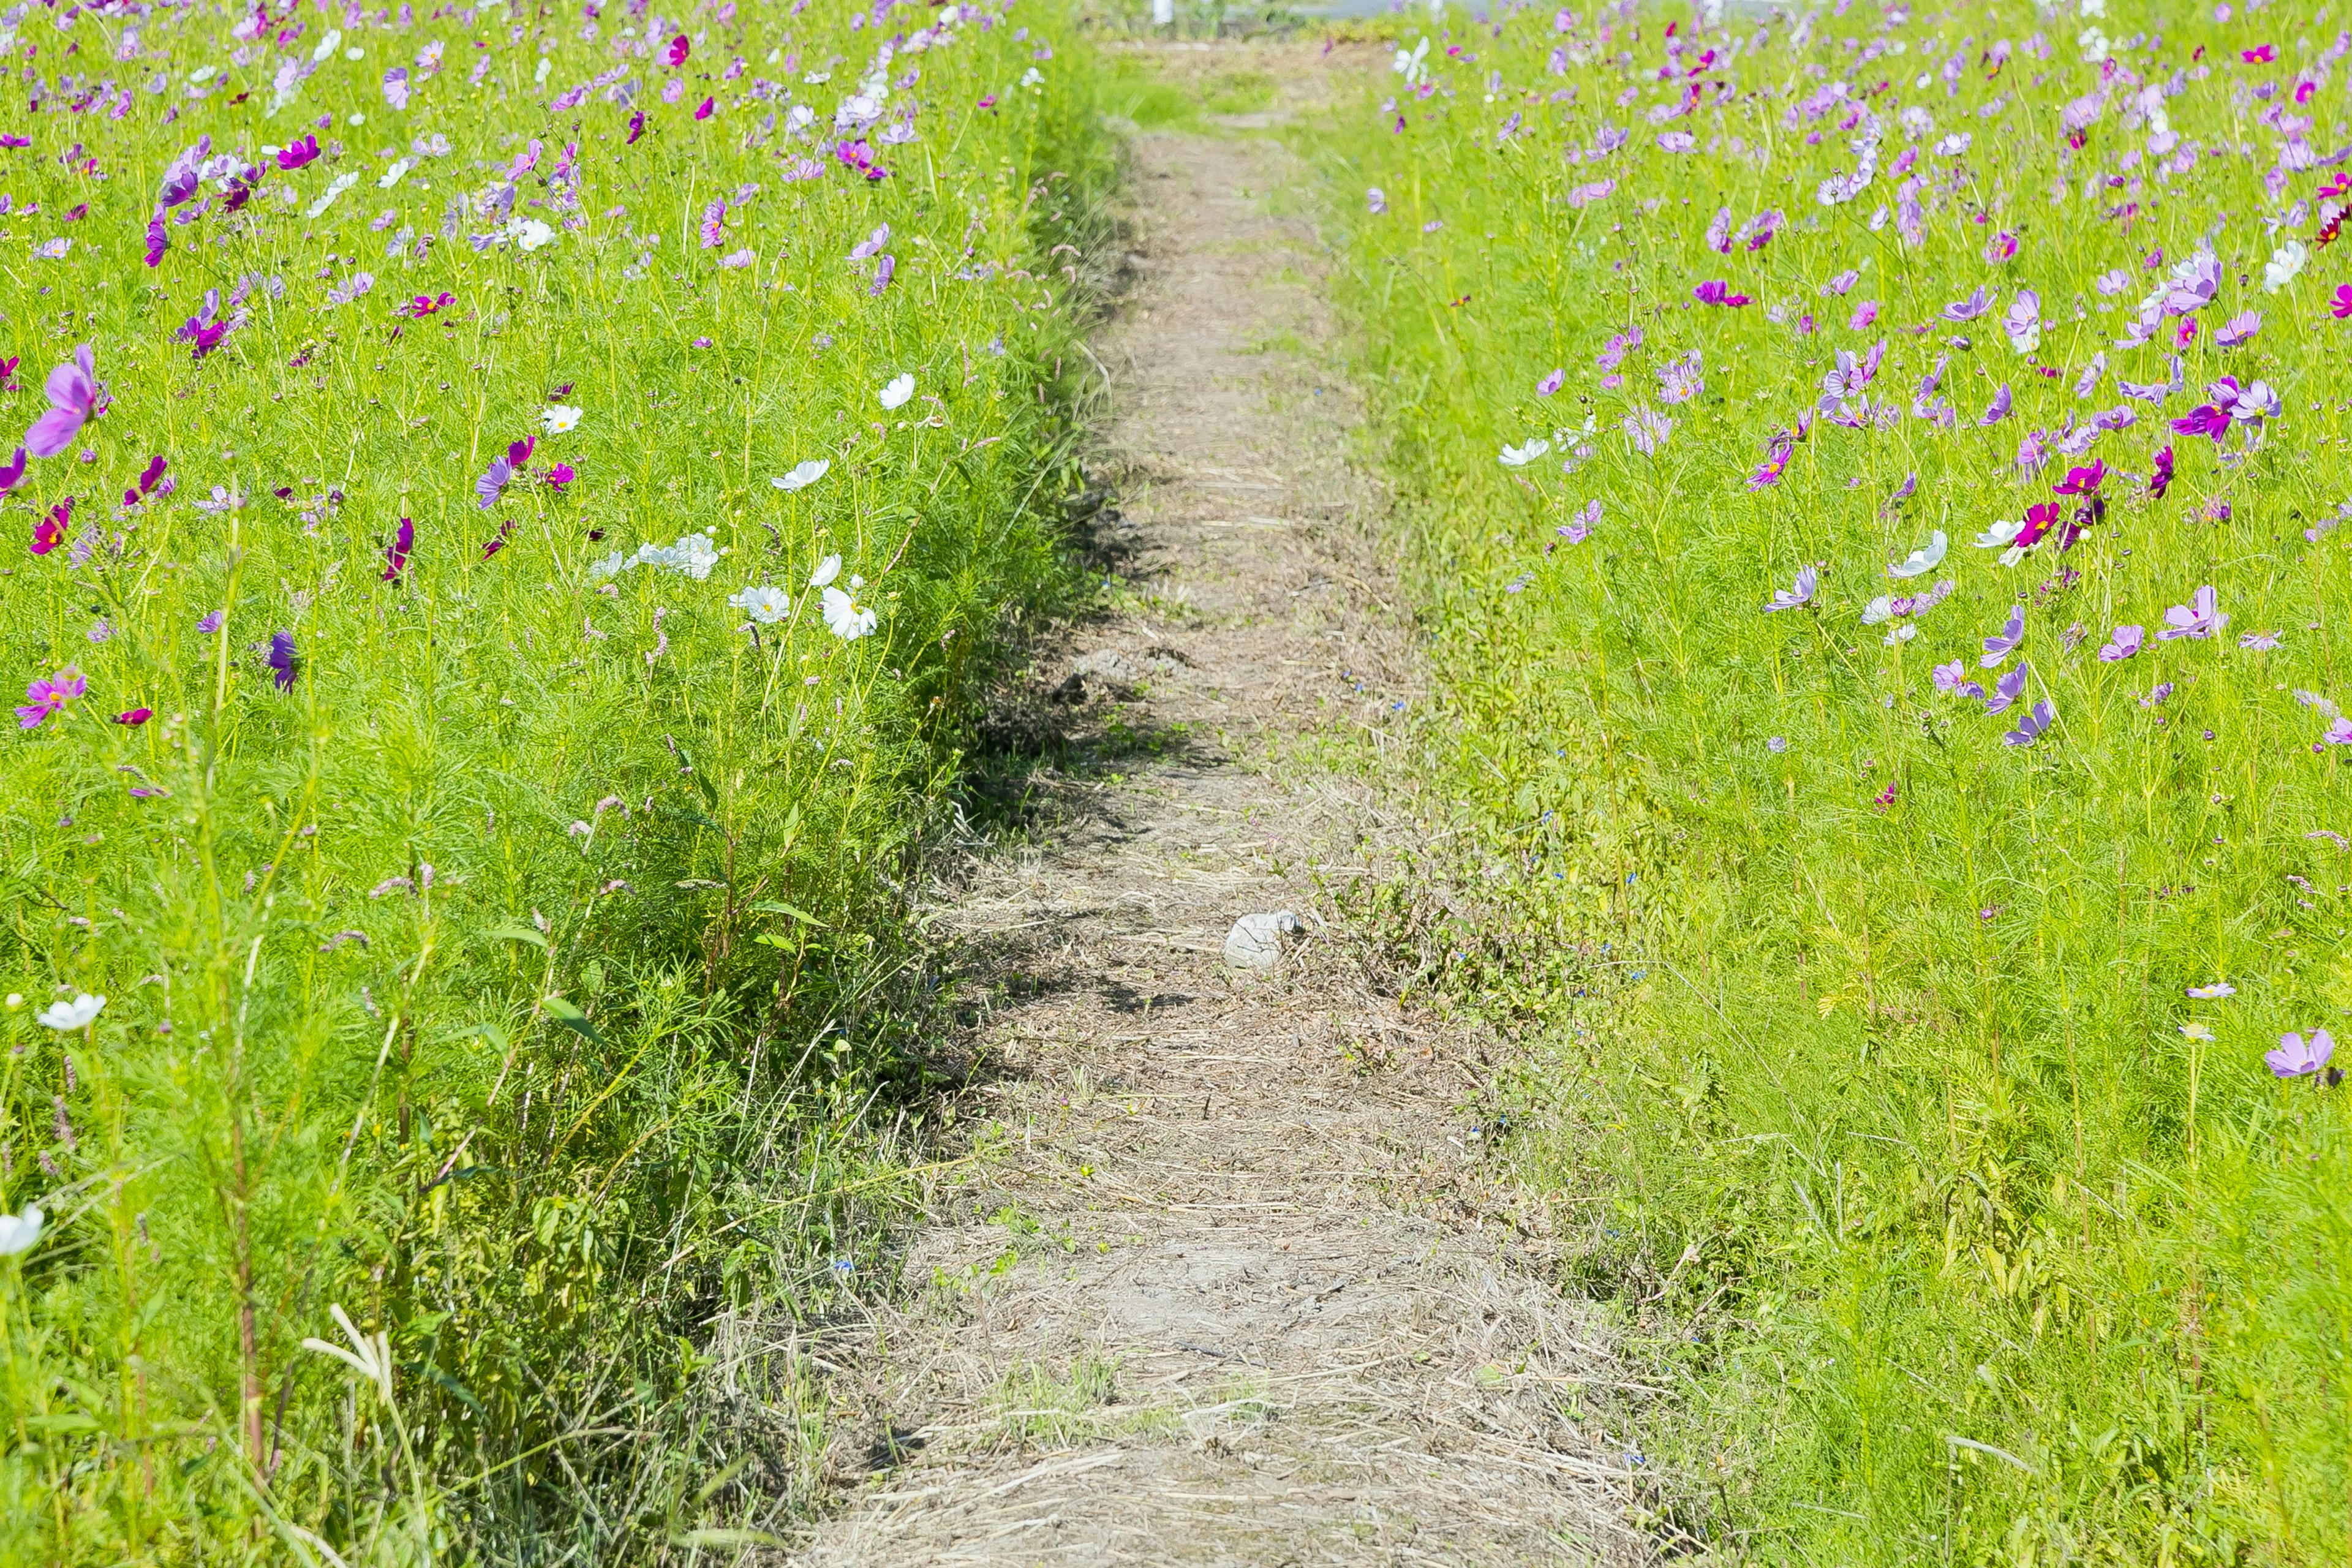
[1323,2,2352,1560]
[0,1,1121,1558]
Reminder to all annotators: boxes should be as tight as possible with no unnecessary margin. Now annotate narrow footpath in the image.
[788,44,1649,1567]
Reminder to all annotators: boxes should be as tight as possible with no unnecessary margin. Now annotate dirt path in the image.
[786,45,1646,1567]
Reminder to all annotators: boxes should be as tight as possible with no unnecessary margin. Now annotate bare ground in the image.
[782,45,1651,1567]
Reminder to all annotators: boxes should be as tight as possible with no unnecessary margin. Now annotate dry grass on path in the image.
[776,44,1660,1566]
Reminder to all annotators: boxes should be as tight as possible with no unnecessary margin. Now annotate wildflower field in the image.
[0,0,1115,1556]
[1329,0,2352,1559]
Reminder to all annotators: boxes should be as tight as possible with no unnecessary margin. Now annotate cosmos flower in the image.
[1887,531,1947,579]
[2268,1030,2335,1078]
[543,405,582,434]
[1692,280,1751,307]
[1933,661,1987,699]
[16,667,85,729]
[2185,981,2236,999]
[1536,368,1564,396]
[1499,439,1551,467]
[2215,311,2261,347]
[382,518,414,582]
[1985,663,2030,717]
[2263,241,2306,292]
[822,579,878,639]
[2097,625,2143,662]
[0,1205,42,1256]
[35,993,102,1030]
[25,344,102,458]
[774,459,831,492]
[2002,699,2054,748]
[1980,605,2026,667]
[1762,564,1817,613]
[878,373,916,410]
[729,585,791,624]
[2158,585,2228,640]
[267,632,300,693]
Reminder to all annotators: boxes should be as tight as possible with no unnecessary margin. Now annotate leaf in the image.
[542,994,606,1046]
[692,769,720,810]
[480,924,549,951]
[674,878,724,891]
[673,1529,785,1550]
[750,900,827,928]
[657,804,727,835]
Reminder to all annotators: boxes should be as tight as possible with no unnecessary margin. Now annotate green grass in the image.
[1319,3,2352,1561]
[0,2,1124,1559]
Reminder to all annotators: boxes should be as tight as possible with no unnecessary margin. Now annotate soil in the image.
[782,43,1651,1567]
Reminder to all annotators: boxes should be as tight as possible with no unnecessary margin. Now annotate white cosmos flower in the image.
[0,1205,43,1257]
[503,217,557,252]
[878,372,916,410]
[377,157,413,189]
[821,584,878,639]
[1973,516,2026,549]
[305,172,361,217]
[810,552,843,588]
[774,458,831,492]
[542,404,582,434]
[2264,240,2307,292]
[37,993,104,1031]
[1888,529,1947,578]
[729,585,791,624]
[1498,438,1551,467]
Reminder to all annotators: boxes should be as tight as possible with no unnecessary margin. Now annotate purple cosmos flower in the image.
[2002,290,2041,348]
[2149,444,2176,498]
[2003,698,2055,748]
[2097,624,2144,662]
[197,610,224,633]
[2268,1030,2335,1078]
[693,97,714,121]
[382,517,414,582]
[2172,400,2233,442]
[868,255,895,293]
[2215,310,2261,347]
[2162,249,2220,315]
[276,134,321,172]
[1941,285,1996,322]
[1762,564,1817,613]
[0,447,24,494]
[1656,350,1703,404]
[25,344,102,458]
[2158,584,2227,640]
[1595,326,1643,371]
[2328,717,2352,746]
[2118,355,2185,404]
[2185,981,2236,999]
[1932,660,1987,699]
[2073,352,2106,400]
[1693,280,1751,307]
[1980,605,2026,667]
[627,109,646,143]
[15,666,85,729]
[2239,630,2282,651]
[477,456,513,508]
[1622,405,1674,454]
[1704,206,1732,254]
[1985,663,2030,716]
[1536,368,1564,396]
[2142,682,2175,710]
[2229,379,2282,427]
[1366,187,1386,214]
[1820,268,1860,296]
[115,707,152,726]
[848,224,891,259]
[1979,382,2013,425]
[699,198,727,248]
[145,208,170,268]
[266,631,300,693]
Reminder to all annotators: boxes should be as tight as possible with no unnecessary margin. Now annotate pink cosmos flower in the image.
[694,97,714,121]
[0,447,23,494]
[114,707,151,726]
[25,344,102,458]
[382,517,413,582]
[276,134,320,171]
[2331,284,2352,320]
[666,34,690,66]
[16,666,85,729]
[1692,280,1751,307]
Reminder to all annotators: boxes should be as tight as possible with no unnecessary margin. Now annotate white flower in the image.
[589,551,630,581]
[632,533,720,580]
[810,552,843,588]
[1973,516,2026,549]
[774,458,831,492]
[729,585,791,624]
[0,1206,43,1258]
[1020,66,1044,87]
[36,993,104,1031]
[2264,240,2307,292]
[1498,438,1551,467]
[821,584,878,639]
[509,218,557,252]
[877,372,916,410]
[305,171,361,217]
[376,157,413,189]
[1887,530,1947,578]
[543,404,582,434]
